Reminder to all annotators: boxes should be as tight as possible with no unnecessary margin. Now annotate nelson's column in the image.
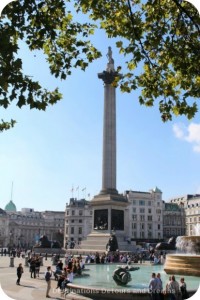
[80,48,131,252]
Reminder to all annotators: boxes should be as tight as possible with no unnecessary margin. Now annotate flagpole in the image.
[71,185,74,198]
[10,181,14,201]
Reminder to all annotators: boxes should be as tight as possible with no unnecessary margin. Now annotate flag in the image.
[82,187,86,191]
[76,186,79,191]
[71,187,74,192]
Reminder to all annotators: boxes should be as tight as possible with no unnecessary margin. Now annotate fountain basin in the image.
[65,263,199,300]
[164,254,200,276]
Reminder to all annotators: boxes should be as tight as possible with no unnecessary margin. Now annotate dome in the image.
[4,200,17,212]
[153,186,162,193]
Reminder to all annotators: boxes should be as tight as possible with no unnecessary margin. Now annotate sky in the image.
[1,1,200,213]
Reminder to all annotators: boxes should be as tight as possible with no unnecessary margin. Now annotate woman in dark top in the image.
[16,263,23,285]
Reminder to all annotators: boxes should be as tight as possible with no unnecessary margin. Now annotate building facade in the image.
[0,208,9,247]
[126,187,164,241]
[163,202,185,239]
[64,198,92,248]
[4,206,65,248]
[185,195,200,236]
[169,194,200,236]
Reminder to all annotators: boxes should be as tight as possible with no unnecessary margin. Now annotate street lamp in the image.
[9,231,13,249]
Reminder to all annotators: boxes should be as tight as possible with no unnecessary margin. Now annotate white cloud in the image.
[173,122,200,153]
[172,123,187,139]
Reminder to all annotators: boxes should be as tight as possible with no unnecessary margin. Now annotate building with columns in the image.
[3,202,65,248]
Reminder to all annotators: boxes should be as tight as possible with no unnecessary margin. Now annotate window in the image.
[71,227,74,234]
[78,227,82,234]
[66,210,69,215]
[71,219,74,223]
[139,200,145,206]
[148,216,152,221]
[148,209,152,214]
[90,211,92,215]
[140,208,145,213]
[79,210,83,216]
[140,231,145,238]
[72,210,75,216]
[132,215,137,221]
[132,223,137,229]
[79,219,82,223]
[140,215,145,221]
[140,223,145,229]
[148,201,152,206]
[132,208,136,213]
[156,209,161,214]
[158,224,161,230]
[132,200,137,205]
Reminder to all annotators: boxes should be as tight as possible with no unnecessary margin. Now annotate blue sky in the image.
[1,1,200,212]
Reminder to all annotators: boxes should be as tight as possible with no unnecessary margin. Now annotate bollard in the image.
[9,256,14,267]
[52,255,57,266]
[40,256,44,266]
[24,256,29,267]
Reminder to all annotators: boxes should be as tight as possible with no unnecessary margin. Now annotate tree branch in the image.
[171,0,200,34]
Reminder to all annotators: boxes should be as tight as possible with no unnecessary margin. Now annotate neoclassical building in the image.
[3,201,65,248]
[0,208,9,247]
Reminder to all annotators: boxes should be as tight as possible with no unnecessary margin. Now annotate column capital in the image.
[98,71,122,85]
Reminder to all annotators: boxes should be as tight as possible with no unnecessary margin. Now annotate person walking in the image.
[45,266,52,298]
[16,263,23,285]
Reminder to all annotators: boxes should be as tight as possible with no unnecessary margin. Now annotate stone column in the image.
[98,72,117,195]
[98,48,122,195]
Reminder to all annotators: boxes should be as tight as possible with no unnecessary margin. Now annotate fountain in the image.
[164,223,200,276]
[67,263,199,300]
[65,224,200,299]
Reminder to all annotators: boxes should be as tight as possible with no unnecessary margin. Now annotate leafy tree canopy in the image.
[0,0,200,131]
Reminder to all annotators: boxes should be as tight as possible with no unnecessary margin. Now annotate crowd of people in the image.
[10,249,191,300]
[149,272,189,300]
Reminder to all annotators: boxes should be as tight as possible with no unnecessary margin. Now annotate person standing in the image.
[16,263,23,285]
[45,266,52,298]
[149,272,158,300]
[156,273,164,300]
[168,275,180,300]
[180,278,189,299]
[29,258,36,278]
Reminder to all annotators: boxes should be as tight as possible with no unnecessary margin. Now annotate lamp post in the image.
[9,231,13,251]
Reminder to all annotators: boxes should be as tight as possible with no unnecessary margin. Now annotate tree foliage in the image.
[0,0,200,131]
